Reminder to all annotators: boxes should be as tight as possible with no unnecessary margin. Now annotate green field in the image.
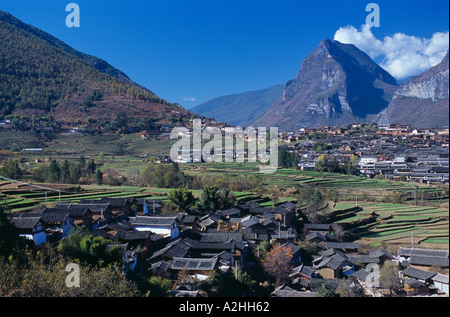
[332,201,449,250]
[1,134,448,251]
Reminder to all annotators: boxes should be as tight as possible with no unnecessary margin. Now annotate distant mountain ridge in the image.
[198,38,448,130]
[0,10,197,128]
[251,39,399,130]
[0,10,149,92]
[375,51,449,128]
[191,84,284,127]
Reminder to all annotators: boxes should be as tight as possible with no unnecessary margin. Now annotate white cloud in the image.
[184,96,196,102]
[334,25,449,79]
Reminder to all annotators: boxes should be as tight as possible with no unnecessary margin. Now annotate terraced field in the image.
[332,201,449,250]
[0,180,280,214]
[0,182,167,213]
[181,163,439,202]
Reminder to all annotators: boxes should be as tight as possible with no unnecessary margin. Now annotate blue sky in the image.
[0,0,448,108]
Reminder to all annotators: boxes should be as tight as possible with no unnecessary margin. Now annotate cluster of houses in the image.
[8,196,449,297]
[271,223,449,297]
[280,124,449,185]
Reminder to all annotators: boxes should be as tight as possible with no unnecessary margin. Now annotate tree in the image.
[200,186,220,212]
[317,283,339,297]
[270,186,282,205]
[0,250,137,297]
[95,170,103,185]
[0,159,22,179]
[167,188,196,213]
[312,142,332,152]
[78,156,86,170]
[142,163,182,188]
[61,160,71,184]
[69,165,82,184]
[336,279,364,297]
[297,185,315,207]
[278,147,298,169]
[261,244,293,285]
[0,205,30,258]
[138,276,173,297]
[47,159,61,183]
[98,152,105,165]
[217,189,236,210]
[57,229,122,266]
[86,159,96,176]
[379,262,402,296]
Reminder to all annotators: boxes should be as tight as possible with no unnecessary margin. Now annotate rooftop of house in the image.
[55,203,110,213]
[401,267,437,281]
[431,273,449,284]
[41,209,70,224]
[129,215,177,227]
[397,247,449,259]
[10,215,42,229]
[170,257,217,271]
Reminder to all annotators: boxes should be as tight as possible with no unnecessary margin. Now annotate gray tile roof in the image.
[116,230,150,241]
[289,264,315,279]
[45,206,90,217]
[271,285,317,297]
[106,220,134,232]
[326,242,359,250]
[409,255,449,267]
[369,248,394,259]
[352,269,371,281]
[401,267,436,281]
[129,215,177,227]
[198,232,243,243]
[41,209,70,223]
[10,216,42,229]
[431,273,449,284]
[404,278,425,288]
[56,203,110,213]
[397,247,449,259]
[170,257,217,271]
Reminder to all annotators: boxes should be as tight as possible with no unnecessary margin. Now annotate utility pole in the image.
[0,176,62,202]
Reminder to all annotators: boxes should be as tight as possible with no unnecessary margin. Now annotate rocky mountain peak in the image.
[252,39,398,130]
[375,51,449,128]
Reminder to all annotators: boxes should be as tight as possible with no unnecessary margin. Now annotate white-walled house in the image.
[129,216,179,239]
[432,274,449,295]
[10,215,47,246]
[41,209,75,239]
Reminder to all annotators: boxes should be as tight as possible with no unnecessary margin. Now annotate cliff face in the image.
[375,51,449,128]
[251,39,398,130]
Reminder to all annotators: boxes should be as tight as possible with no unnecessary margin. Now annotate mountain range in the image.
[374,51,449,128]
[0,10,199,129]
[1,10,448,131]
[191,84,284,127]
[194,40,449,130]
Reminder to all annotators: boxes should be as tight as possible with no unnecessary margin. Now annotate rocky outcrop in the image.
[251,39,398,130]
[375,51,449,128]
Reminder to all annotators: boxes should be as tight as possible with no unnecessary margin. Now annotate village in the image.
[8,191,449,297]
[279,124,449,185]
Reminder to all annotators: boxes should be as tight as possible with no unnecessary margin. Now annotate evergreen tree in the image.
[47,160,61,183]
[95,170,103,185]
[0,159,22,180]
[167,188,196,213]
